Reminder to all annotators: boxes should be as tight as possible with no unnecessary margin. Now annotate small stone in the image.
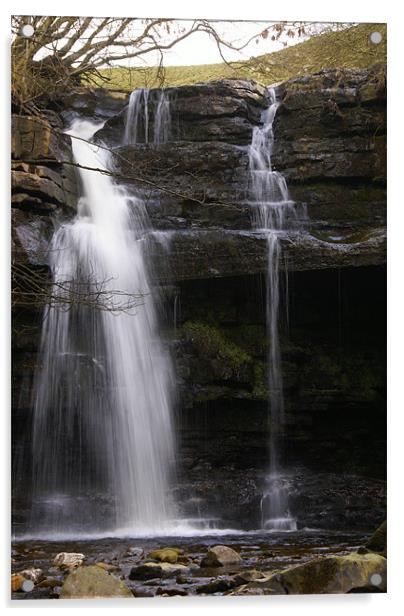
[11,574,24,592]
[196,575,238,594]
[176,575,191,584]
[53,552,85,570]
[124,547,144,560]
[20,568,43,583]
[201,545,242,568]
[156,586,188,596]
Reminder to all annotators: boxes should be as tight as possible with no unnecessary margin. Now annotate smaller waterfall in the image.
[249,88,298,532]
[124,88,171,146]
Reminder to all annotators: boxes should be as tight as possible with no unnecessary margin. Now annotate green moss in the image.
[91,23,386,91]
[181,321,251,372]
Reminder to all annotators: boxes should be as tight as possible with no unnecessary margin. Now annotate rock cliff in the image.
[11,67,386,531]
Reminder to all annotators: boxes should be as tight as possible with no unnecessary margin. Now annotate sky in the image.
[26,18,354,68]
[127,20,347,67]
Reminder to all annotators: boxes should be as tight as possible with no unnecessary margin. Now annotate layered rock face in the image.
[11,67,386,531]
[11,113,78,467]
[95,67,386,279]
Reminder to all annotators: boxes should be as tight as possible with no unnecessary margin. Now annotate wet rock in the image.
[176,574,192,584]
[60,565,133,599]
[148,548,180,563]
[37,578,61,589]
[53,552,85,570]
[156,586,188,596]
[260,553,387,594]
[124,546,144,560]
[200,545,242,567]
[11,574,24,592]
[129,561,189,581]
[233,569,267,584]
[49,586,62,598]
[96,79,267,148]
[19,568,43,583]
[96,562,120,572]
[365,520,387,556]
[196,575,238,594]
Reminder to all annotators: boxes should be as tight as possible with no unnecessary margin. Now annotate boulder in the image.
[60,565,133,599]
[200,545,242,567]
[260,553,387,594]
[129,561,189,581]
[148,548,180,563]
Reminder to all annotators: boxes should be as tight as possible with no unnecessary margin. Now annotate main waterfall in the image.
[30,118,177,536]
[249,89,298,531]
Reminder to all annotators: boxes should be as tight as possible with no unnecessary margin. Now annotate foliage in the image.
[11,16,318,109]
[97,23,386,90]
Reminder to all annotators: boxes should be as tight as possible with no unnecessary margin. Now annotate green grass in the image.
[94,23,386,91]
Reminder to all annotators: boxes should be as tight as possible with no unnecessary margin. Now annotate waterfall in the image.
[30,119,177,536]
[249,88,298,532]
[123,88,171,146]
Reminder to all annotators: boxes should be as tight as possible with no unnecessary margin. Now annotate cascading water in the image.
[123,88,171,146]
[30,118,178,536]
[249,88,298,531]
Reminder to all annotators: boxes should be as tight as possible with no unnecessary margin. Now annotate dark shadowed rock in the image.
[365,520,387,555]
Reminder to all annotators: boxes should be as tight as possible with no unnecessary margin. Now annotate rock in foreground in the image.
[60,566,133,599]
[234,553,386,595]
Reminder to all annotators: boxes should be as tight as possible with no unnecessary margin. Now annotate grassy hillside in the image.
[95,23,386,91]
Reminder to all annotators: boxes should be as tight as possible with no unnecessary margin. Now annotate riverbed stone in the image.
[196,575,239,594]
[11,574,25,592]
[53,552,85,570]
[60,565,133,599]
[129,561,190,581]
[261,553,387,594]
[200,545,243,567]
[19,568,43,583]
[148,548,180,563]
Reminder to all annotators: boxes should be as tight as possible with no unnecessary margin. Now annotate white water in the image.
[123,88,171,146]
[30,119,178,535]
[249,88,298,531]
